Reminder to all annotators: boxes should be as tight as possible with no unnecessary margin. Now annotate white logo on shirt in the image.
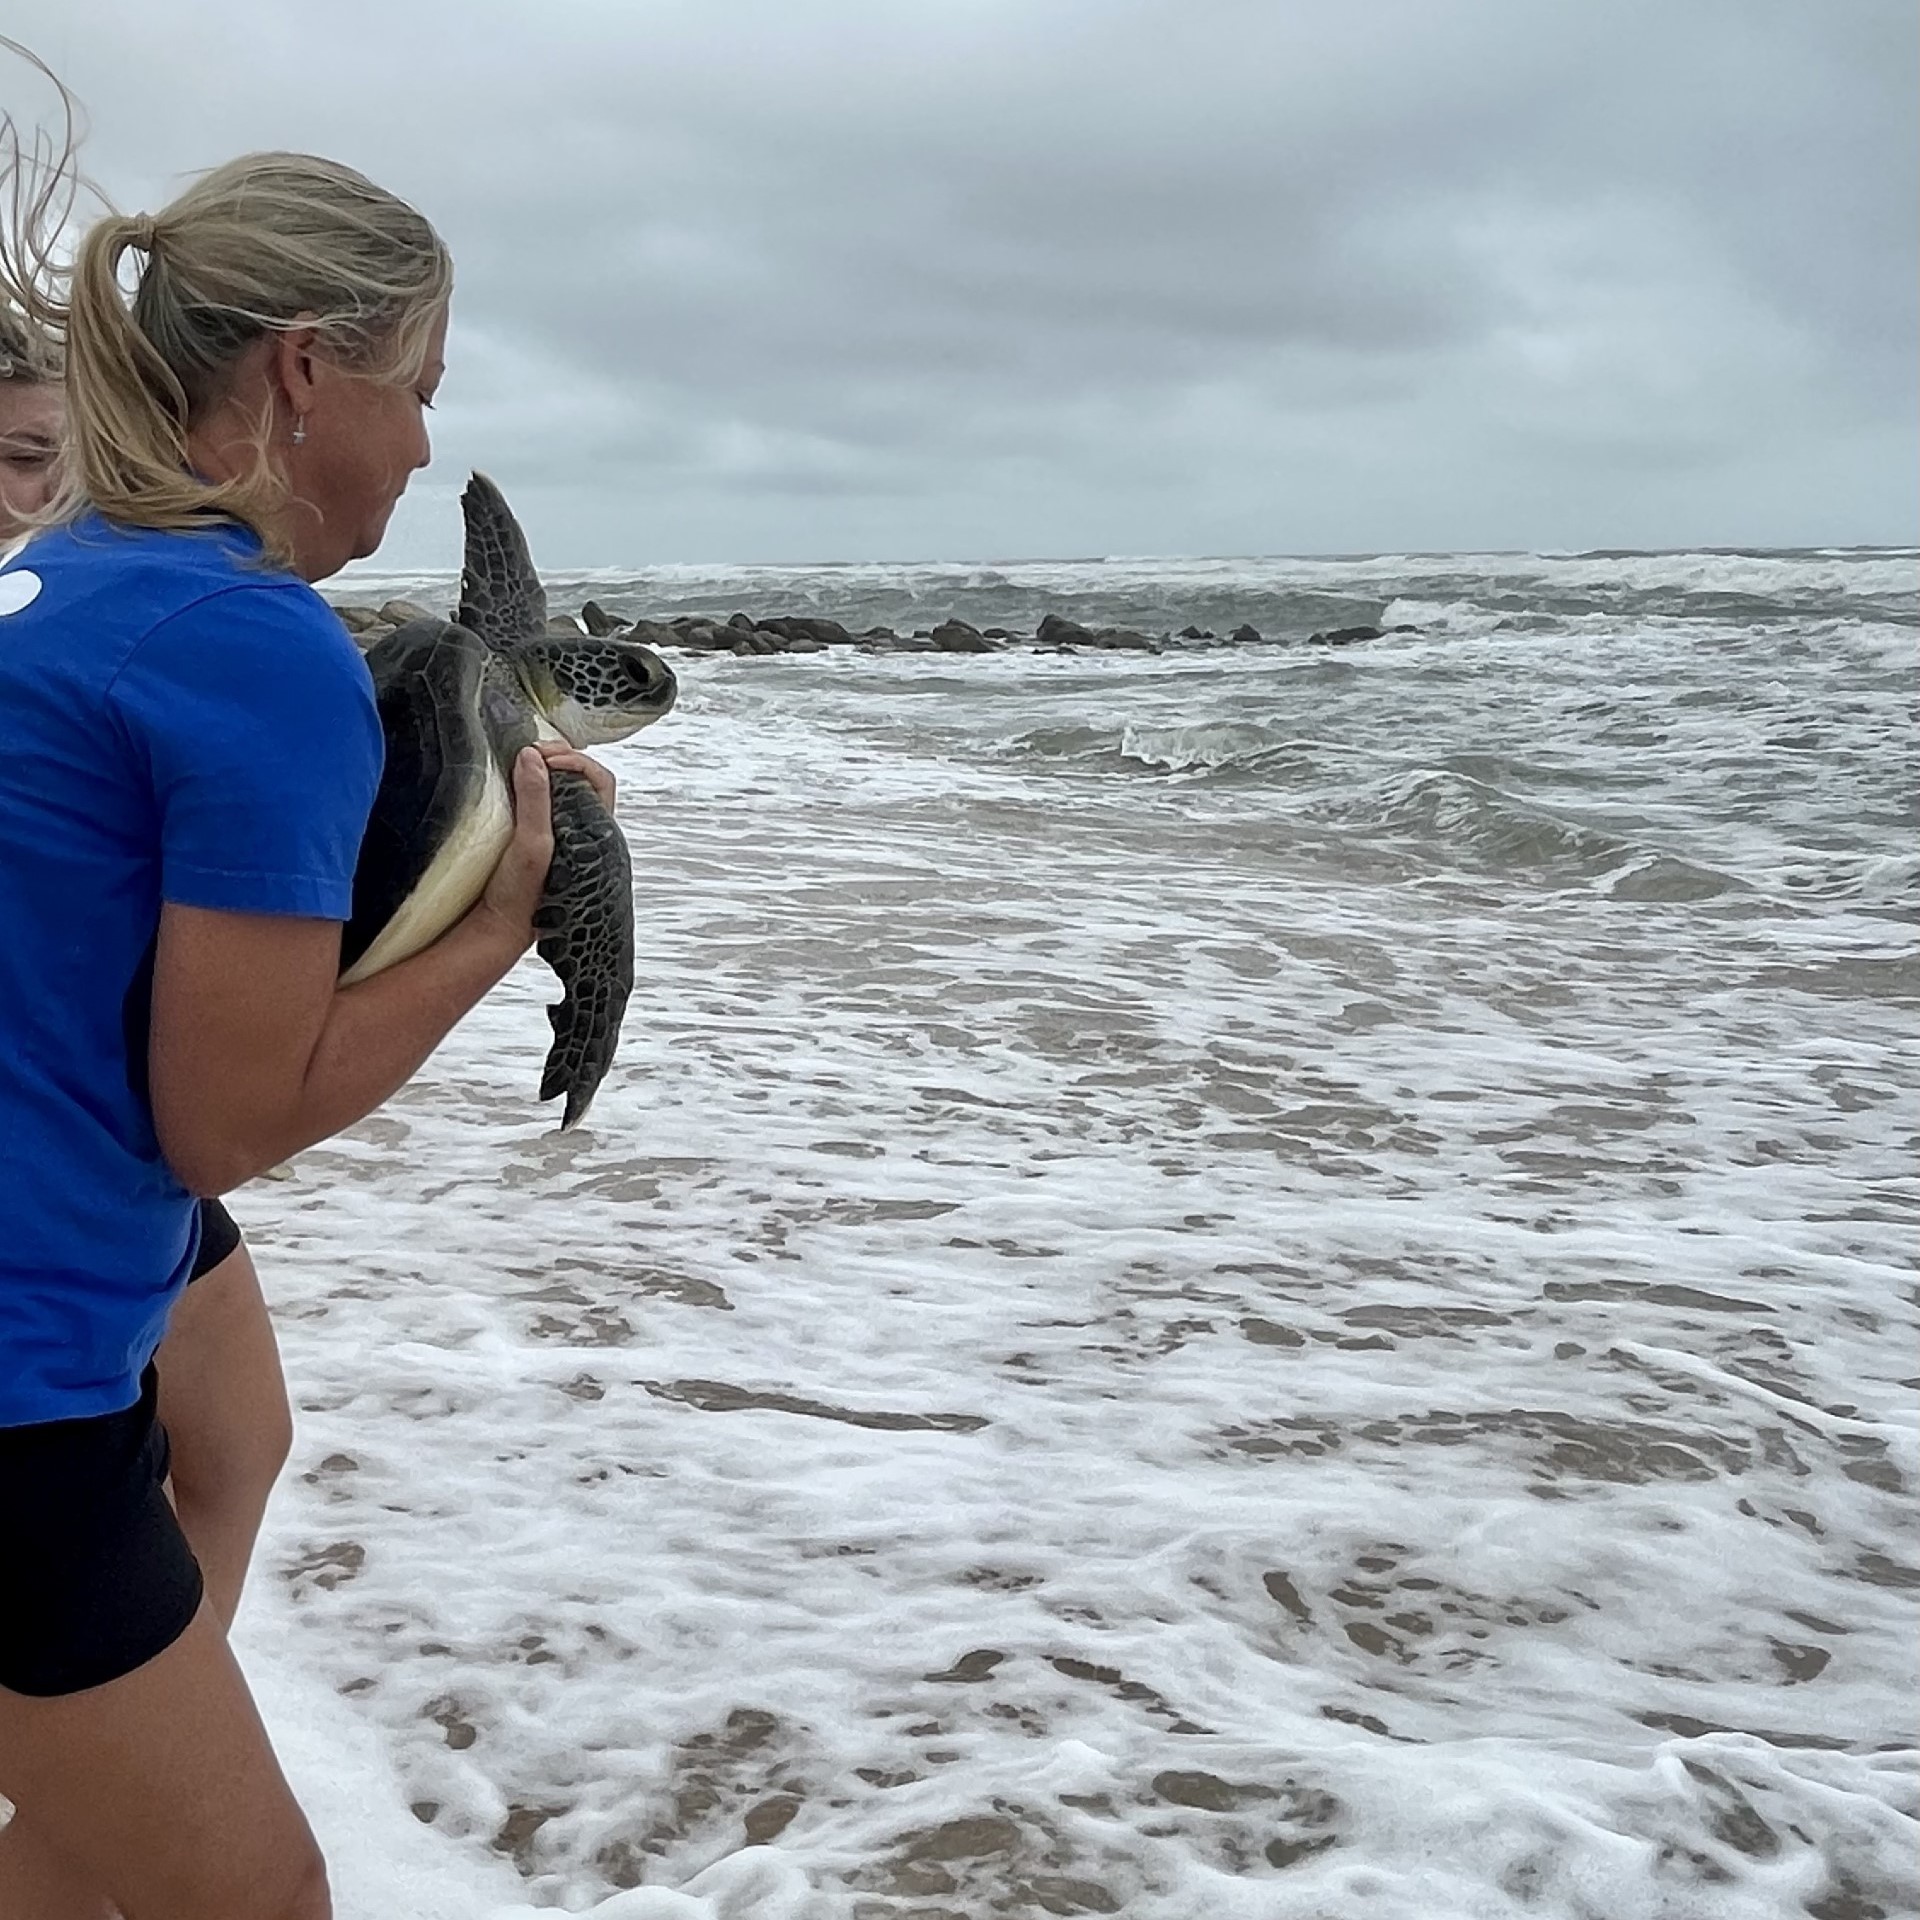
[0,568,42,617]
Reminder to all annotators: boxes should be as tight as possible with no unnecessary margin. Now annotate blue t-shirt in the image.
[0,514,383,1426]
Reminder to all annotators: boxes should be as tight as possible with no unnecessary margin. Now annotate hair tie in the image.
[127,214,158,254]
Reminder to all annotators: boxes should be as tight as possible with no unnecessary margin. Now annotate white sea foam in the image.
[234,551,1915,1916]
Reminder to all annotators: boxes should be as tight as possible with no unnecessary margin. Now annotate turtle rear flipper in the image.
[534,771,634,1128]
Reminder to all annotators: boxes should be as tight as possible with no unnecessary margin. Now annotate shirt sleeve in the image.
[108,584,385,919]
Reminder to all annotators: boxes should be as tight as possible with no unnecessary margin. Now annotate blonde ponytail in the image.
[58,213,206,523]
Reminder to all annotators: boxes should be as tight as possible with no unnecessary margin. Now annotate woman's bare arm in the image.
[148,744,609,1195]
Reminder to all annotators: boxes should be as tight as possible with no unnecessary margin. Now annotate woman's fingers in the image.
[478,748,554,939]
[471,744,612,957]
[511,745,555,867]
[533,738,616,812]
[512,744,555,845]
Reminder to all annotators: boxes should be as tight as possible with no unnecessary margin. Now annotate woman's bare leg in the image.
[151,1239,294,1626]
[0,1599,329,1920]
[0,1239,297,1911]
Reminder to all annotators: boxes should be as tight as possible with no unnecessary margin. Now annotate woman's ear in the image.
[267,324,324,428]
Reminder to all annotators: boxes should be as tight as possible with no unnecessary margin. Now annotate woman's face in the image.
[286,305,448,581]
[0,378,63,535]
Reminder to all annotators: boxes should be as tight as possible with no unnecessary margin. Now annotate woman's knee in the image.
[221,1367,294,1491]
[260,1840,331,1920]
[156,1833,330,1920]
[169,1385,292,1508]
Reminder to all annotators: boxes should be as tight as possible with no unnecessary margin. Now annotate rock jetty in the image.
[323,599,1418,657]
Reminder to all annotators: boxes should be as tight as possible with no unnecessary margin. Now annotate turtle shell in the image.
[339,618,538,984]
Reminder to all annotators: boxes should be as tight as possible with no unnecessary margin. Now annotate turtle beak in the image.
[625,645,678,721]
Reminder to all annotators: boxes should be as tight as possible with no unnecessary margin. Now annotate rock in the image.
[1177,625,1214,640]
[1093,626,1158,652]
[727,612,757,632]
[377,598,437,627]
[1308,624,1382,646]
[752,626,826,654]
[1036,613,1095,646]
[756,614,854,647]
[578,599,624,636]
[984,627,1011,639]
[622,617,682,650]
[331,604,384,634]
[1229,623,1262,643]
[545,614,584,636]
[861,626,898,642]
[931,618,995,653]
[666,616,741,649]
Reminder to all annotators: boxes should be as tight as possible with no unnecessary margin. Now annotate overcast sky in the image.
[8,0,1915,566]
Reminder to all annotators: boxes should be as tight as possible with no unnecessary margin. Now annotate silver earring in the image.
[292,417,307,446]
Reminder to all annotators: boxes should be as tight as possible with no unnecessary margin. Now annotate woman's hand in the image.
[469,747,553,953]
[533,737,616,811]
[468,742,617,954]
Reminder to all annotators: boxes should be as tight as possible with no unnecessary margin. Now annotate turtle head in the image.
[513,633,678,746]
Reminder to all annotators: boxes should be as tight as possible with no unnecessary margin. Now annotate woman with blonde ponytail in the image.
[2,297,319,1915]
[0,65,613,1920]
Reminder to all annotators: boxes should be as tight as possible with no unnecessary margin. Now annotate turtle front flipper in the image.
[535,770,635,1129]
[458,471,548,645]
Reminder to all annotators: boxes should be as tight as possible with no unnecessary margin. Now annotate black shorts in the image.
[0,1202,242,1696]
[191,1195,242,1282]
[0,1362,204,1696]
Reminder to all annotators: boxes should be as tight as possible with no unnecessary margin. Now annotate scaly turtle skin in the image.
[339,473,675,1127]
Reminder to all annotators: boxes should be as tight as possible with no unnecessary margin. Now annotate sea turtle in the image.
[338,472,676,1127]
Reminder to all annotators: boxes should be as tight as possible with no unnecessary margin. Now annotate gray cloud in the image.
[8,0,1914,563]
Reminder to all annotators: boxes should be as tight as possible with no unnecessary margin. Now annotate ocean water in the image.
[239,547,1917,1918]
